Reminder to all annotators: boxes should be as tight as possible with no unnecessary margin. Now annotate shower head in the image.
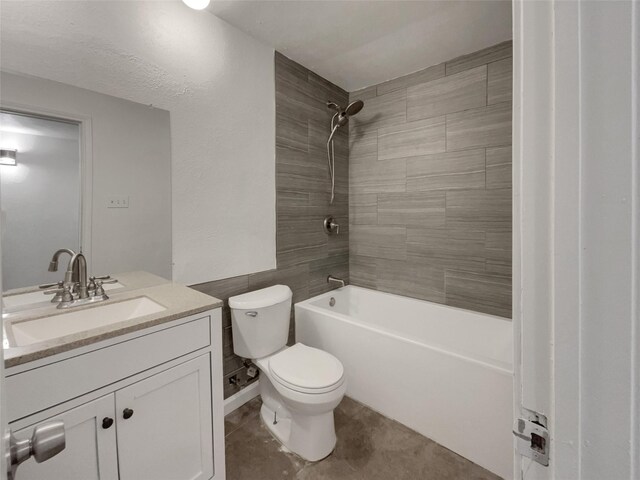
[345,100,364,116]
[326,98,364,204]
[327,99,364,128]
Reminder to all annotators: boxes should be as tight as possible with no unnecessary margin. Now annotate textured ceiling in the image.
[208,0,512,91]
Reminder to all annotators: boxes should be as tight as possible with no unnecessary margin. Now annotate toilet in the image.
[229,285,346,461]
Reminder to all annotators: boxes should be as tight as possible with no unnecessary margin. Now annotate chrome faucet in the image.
[43,248,116,309]
[48,248,76,275]
[44,250,115,309]
[67,253,89,300]
[46,248,77,286]
[42,249,77,302]
[327,275,346,288]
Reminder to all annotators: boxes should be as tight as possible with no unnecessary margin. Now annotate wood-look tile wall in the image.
[191,53,349,399]
[349,41,513,319]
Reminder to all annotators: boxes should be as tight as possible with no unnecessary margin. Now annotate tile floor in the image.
[225,396,502,480]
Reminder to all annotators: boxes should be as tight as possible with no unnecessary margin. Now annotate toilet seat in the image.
[269,343,345,395]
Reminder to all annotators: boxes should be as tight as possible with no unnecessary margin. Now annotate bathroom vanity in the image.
[3,272,225,480]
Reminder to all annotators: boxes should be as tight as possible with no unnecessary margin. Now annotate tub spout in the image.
[327,275,346,288]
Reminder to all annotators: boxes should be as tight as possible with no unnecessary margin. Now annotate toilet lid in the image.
[269,343,344,393]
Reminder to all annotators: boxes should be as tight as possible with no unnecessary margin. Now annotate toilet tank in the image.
[229,285,293,359]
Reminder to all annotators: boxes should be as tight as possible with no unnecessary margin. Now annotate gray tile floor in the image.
[225,396,502,480]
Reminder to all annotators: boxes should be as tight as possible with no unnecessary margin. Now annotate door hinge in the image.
[513,408,549,466]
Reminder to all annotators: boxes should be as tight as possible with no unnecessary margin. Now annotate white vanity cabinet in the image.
[5,309,224,480]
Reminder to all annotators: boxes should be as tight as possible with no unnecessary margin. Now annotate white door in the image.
[514,1,639,479]
[11,395,118,480]
[115,355,214,480]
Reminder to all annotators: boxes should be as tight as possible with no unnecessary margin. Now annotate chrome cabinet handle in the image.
[245,311,258,317]
[8,421,66,480]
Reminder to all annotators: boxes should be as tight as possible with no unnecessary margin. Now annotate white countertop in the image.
[3,271,222,368]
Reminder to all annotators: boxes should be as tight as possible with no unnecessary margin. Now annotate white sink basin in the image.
[10,296,165,347]
[3,282,124,312]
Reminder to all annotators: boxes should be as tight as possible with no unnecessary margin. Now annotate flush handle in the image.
[245,311,258,317]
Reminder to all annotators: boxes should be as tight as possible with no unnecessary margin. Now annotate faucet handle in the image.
[54,285,75,309]
[39,281,63,290]
[89,276,112,293]
[59,286,74,305]
[94,280,110,299]
[43,287,64,295]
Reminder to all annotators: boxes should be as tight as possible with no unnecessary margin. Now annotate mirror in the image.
[0,112,82,290]
[0,76,173,293]
[0,1,277,290]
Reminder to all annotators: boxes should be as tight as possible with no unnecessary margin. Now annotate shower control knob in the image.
[323,216,340,235]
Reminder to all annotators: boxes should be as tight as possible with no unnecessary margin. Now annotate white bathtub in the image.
[295,285,513,479]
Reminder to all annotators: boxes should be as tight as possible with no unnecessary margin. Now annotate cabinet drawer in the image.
[7,316,211,421]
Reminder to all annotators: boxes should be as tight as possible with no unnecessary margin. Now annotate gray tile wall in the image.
[191,53,349,399]
[349,41,512,318]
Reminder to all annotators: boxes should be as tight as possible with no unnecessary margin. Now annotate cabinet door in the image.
[115,355,214,480]
[13,395,118,480]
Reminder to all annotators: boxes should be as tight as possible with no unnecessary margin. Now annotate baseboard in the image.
[224,380,260,416]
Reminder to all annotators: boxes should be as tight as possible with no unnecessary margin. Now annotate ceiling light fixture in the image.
[0,149,17,166]
[182,0,210,10]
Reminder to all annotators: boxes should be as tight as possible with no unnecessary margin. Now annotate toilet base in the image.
[260,402,337,462]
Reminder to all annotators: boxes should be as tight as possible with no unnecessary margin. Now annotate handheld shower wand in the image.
[326,99,364,204]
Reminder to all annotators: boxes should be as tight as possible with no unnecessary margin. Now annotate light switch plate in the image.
[107,196,129,208]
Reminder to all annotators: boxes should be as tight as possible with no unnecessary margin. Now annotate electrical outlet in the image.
[107,196,129,208]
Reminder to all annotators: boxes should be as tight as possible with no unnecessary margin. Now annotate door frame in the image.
[512,1,576,477]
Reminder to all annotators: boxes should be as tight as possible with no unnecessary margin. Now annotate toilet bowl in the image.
[229,285,346,461]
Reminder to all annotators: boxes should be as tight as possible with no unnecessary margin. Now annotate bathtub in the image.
[295,285,513,479]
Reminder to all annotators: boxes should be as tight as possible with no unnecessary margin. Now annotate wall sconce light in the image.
[0,149,17,166]
[182,0,210,10]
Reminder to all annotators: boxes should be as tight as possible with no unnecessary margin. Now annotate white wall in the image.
[1,72,173,282]
[0,1,276,286]
[0,121,81,290]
